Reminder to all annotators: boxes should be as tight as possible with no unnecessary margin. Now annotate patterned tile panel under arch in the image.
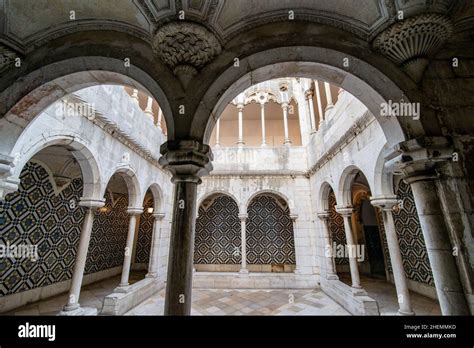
[246,195,295,265]
[194,195,241,264]
[135,198,153,264]
[393,179,434,285]
[85,191,129,274]
[328,191,348,265]
[0,162,85,296]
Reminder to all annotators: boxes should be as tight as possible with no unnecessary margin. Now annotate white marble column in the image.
[61,198,104,315]
[317,211,338,280]
[306,91,317,133]
[324,82,334,112]
[145,96,154,119]
[146,212,166,278]
[314,81,325,128]
[157,108,163,130]
[215,119,221,147]
[371,196,414,315]
[239,213,248,273]
[260,102,267,146]
[237,104,245,147]
[281,103,291,145]
[131,89,140,104]
[336,206,362,291]
[118,207,143,288]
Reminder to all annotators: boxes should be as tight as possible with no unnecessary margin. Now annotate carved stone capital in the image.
[335,206,353,217]
[127,207,144,216]
[153,212,166,221]
[373,13,453,81]
[79,198,106,209]
[385,136,453,183]
[317,211,330,221]
[153,22,221,88]
[238,213,248,221]
[159,140,214,184]
[370,195,398,211]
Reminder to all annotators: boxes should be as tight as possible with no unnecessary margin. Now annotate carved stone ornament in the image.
[0,44,17,72]
[373,13,453,81]
[153,22,222,88]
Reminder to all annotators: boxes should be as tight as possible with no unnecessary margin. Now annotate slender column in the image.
[160,140,213,315]
[282,103,291,145]
[386,137,470,315]
[324,82,334,111]
[131,89,140,104]
[314,81,324,128]
[157,108,163,130]
[146,212,165,278]
[260,102,267,146]
[336,207,362,290]
[317,212,338,280]
[237,104,245,147]
[239,213,248,273]
[305,91,316,133]
[118,207,143,287]
[62,199,105,313]
[371,196,414,315]
[145,96,154,119]
[215,119,221,147]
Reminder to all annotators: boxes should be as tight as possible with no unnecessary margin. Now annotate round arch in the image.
[103,164,142,208]
[193,48,422,147]
[0,57,175,155]
[245,189,293,214]
[319,181,336,212]
[337,165,373,207]
[197,190,241,214]
[10,132,102,200]
[144,183,165,213]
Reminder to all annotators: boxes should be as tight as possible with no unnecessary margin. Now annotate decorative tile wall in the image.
[194,195,241,264]
[85,191,129,274]
[134,198,153,264]
[0,162,84,296]
[392,179,434,285]
[246,194,295,265]
[328,190,348,265]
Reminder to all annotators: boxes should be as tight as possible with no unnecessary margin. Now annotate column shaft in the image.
[164,181,198,315]
[215,119,221,147]
[409,179,469,315]
[260,103,266,146]
[64,208,95,310]
[324,82,334,111]
[318,214,338,279]
[307,95,316,133]
[237,105,244,146]
[147,214,164,277]
[341,214,362,289]
[239,215,248,273]
[314,82,324,128]
[282,104,291,145]
[119,212,140,287]
[157,108,163,130]
[383,209,414,315]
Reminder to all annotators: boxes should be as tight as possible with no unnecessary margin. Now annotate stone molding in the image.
[79,198,106,209]
[335,206,354,217]
[159,140,214,183]
[385,136,453,182]
[370,195,398,211]
[153,21,221,87]
[373,13,453,81]
[127,207,144,215]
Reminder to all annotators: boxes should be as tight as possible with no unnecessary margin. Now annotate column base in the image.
[145,272,158,278]
[115,284,131,293]
[351,286,367,296]
[239,268,249,274]
[237,142,245,148]
[326,274,339,280]
[58,306,97,316]
[310,129,317,134]
[283,140,292,146]
[398,309,415,316]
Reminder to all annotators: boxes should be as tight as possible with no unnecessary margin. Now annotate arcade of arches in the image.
[0,1,473,317]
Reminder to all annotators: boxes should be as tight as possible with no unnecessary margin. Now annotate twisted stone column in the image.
[159,140,213,315]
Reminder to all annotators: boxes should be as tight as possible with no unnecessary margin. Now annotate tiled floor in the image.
[338,273,441,315]
[126,288,350,315]
[5,271,441,316]
[6,271,147,316]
